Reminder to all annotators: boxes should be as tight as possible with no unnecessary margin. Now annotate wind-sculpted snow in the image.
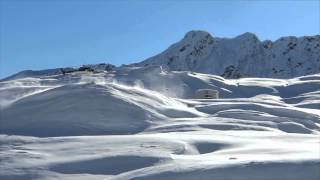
[0,70,319,179]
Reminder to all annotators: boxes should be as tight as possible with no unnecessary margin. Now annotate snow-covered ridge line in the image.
[1,63,115,81]
[3,31,320,81]
[136,31,320,78]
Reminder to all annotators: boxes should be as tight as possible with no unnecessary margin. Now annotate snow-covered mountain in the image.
[1,31,320,180]
[3,31,320,81]
[2,63,115,81]
[136,31,320,78]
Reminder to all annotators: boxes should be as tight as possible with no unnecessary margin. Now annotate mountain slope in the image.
[3,31,319,81]
[136,31,320,78]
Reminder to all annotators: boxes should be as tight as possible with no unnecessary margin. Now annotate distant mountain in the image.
[3,31,320,80]
[2,63,115,81]
[135,31,320,78]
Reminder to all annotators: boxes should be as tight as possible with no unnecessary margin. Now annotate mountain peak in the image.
[138,31,320,78]
[183,30,213,40]
[4,31,320,80]
[236,32,259,41]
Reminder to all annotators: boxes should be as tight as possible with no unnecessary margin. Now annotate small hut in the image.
[195,89,219,99]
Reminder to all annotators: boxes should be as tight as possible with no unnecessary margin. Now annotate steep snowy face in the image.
[137,31,320,78]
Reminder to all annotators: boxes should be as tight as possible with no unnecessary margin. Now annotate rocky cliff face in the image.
[136,31,320,78]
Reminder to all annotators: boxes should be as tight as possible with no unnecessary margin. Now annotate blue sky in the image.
[1,0,319,78]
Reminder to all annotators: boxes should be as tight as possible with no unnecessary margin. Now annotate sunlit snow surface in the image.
[0,69,319,180]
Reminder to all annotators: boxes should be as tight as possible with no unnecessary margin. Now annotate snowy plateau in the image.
[0,31,320,180]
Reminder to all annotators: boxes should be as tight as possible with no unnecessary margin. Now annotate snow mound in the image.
[1,84,152,136]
